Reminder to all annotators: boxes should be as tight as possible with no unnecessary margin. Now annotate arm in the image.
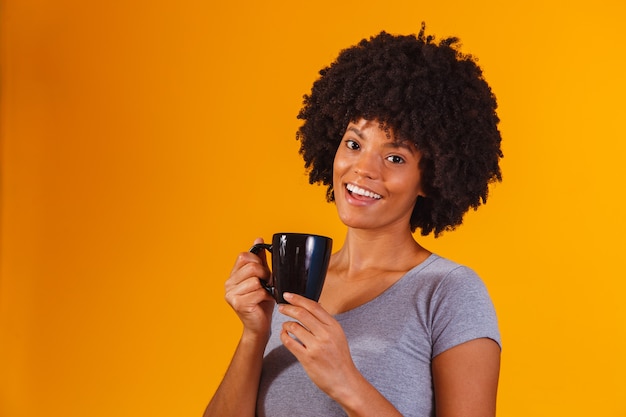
[432,338,501,417]
[203,240,275,417]
[278,293,403,417]
[203,331,268,417]
[276,293,500,417]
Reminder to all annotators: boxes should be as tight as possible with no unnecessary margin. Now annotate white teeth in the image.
[346,183,382,199]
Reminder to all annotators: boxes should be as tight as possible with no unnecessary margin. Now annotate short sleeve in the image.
[429,266,501,358]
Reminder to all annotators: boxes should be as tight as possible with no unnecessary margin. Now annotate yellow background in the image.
[1,0,625,416]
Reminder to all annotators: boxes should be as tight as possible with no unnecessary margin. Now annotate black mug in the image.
[250,233,332,304]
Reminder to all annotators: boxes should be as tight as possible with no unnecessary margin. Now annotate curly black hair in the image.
[296,23,503,237]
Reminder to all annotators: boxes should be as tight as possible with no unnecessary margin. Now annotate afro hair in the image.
[296,23,503,237]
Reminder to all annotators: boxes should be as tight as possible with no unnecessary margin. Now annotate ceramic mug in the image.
[250,233,332,304]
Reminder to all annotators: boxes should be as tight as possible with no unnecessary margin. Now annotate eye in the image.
[386,155,405,164]
[345,139,360,150]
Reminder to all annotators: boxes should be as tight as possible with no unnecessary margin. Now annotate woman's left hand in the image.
[277,292,358,400]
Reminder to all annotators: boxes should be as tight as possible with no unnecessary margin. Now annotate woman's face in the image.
[332,118,423,232]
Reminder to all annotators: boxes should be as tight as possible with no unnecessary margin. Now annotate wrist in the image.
[328,369,368,411]
[240,328,270,350]
[332,372,400,417]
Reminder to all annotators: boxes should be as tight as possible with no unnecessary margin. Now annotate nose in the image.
[353,151,380,179]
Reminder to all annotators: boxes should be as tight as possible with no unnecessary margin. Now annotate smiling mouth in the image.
[346,183,382,200]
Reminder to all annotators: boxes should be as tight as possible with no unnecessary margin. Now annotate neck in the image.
[331,226,430,277]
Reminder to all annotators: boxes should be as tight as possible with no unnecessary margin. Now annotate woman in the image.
[205,24,503,417]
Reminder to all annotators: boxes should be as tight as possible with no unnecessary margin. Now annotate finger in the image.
[282,292,333,325]
[228,255,270,285]
[230,250,263,273]
[279,322,310,357]
[228,286,274,312]
[226,274,266,296]
[226,277,274,308]
[227,275,275,307]
[278,302,327,338]
[230,236,266,273]
[250,237,270,269]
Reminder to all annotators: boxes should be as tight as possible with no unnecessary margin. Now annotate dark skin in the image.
[206,26,503,415]
[296,28,503,237]
[204,119,500,417]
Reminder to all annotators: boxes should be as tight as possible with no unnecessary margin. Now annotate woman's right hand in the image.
[224,237,275,340]
[203,238,275,417]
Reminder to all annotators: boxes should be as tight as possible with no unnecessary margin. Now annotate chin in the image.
[337,213,377,230]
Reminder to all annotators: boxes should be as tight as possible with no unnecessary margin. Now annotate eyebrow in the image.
[346,126,416,153]
[346,126,366,139]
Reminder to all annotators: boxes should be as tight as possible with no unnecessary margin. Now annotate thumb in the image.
[251,237,269,268]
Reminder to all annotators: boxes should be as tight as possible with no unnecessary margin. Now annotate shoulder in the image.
[434,257,488,296]
[403,254,485,293]
[417,255,501,356]
[396,254,495,321]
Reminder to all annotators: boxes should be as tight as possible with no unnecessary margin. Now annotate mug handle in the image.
[249,243,274,297]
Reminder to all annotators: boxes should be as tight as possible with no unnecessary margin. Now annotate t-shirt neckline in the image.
[332,253,440,319]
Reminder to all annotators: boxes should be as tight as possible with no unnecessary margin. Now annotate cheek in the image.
[390,174,422,201]
[406,164,424,197]
[332,152,346,184]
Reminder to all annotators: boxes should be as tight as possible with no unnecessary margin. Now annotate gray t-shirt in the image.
[256,254,501,417]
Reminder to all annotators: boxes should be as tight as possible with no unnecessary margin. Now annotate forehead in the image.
[345,119,417,151]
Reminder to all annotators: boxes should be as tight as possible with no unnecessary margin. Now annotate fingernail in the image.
[283,292,293,301]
